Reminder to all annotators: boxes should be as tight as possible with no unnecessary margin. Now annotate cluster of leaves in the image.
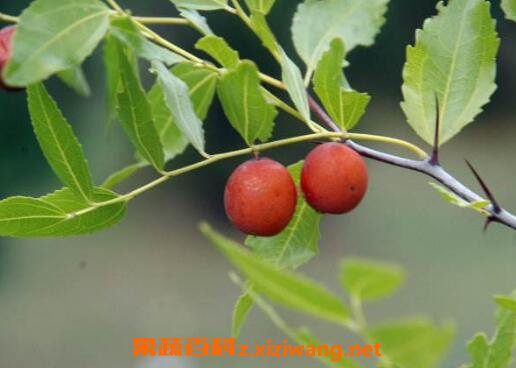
[202,222,516,368]
[0,0,508,236]
[0,0,515,365]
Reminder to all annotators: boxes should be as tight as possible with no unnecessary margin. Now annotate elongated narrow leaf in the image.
[196,35,240,69]
[110,16,184,65]
[232,292,254,338]
[104,36,139,125]
[464,304,516,368]
[201,223,350,324]
[429,183,490,214]
[218,61,277,145]
[117,47,165,171]
[149,62,217,160]
[495,295,516,312]
[246,162,321,269]
[179,9,214,35]
[279,49,310,122]
[170,0,229,11]
[0,187,126,237]
[370,319,454,368]
[339,258,405,301]
[153,61,206,156]
[249,11,279,57]
[292,0,390,77]
[27,83,94,202]
[104,35,121,123]
[401,0,499,145]
[57,66,91,97]
[245,0,276,14]
[5,0,110,86]
[502,0,516,21]
[314,38,370,130]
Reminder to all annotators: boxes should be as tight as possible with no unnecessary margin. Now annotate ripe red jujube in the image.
[0,26,16,90]
[301,142,368,214]
[224,158,297,237]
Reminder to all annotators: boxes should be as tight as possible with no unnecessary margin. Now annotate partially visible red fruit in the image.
[224,158,297,236]
[301,143,368,214]
[0,26,16,90]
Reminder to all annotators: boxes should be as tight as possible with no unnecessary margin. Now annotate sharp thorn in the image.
[465,159,502,214]
[429,93,440,166]
[483,217,493,233]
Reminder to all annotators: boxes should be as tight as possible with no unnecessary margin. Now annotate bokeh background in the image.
[1,0,516,367]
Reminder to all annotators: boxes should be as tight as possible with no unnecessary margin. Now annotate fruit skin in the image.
[301,142,368,214]
[224,158,297,237]
[0,26,16,90]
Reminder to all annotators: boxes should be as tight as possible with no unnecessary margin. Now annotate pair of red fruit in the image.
[225,143,368,236]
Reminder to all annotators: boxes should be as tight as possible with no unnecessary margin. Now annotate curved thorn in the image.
[429,94,440,166]
[465,159,501,214]
[484,217,493,233]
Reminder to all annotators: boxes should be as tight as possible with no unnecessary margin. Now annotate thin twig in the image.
[0,13,19,23]
[132,16,190,25]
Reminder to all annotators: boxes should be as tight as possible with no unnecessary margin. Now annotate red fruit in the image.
[301,143,368,214]
[224,158,297,236]
[0,26,16,90]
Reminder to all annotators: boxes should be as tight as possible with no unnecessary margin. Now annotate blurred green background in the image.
[1,0,516,367]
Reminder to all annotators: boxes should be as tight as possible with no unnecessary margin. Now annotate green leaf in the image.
[292,0,390,77]
[170,0,229,11]
[279,48,310,122]
[195,35,240,69]
[465,306,516,368]
[57,66,91,97]
[149,62,217,160]
[27,83,94,202]
[201,223,350,324]
[370,319,454,368]
[110,16,184,65]
[0,187,126,237]
[339,258,405,302]
[401,0,499,146]
[116,46,165,171]
[152,61,207,156]
[218,61,277,145]
[5,0,110,86]
[244,0,276,14]
[429,182,490,215]
[101,163,143,190]
[502,0,516,21]
[179,9,214,35]
[246,162,321,269]
[314,38,370,130]
[232,292,254,338]
[494,295,516,312]
[104,35,121,123]
[249,11,280,57]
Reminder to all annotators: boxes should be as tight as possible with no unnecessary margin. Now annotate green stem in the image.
[74,132,345,216]
[132,16,190,25]
[230,273,349,368]
[230,0,252,28]
[0,13,19,23]
[105,0,124,13]
[347,133,428,159]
